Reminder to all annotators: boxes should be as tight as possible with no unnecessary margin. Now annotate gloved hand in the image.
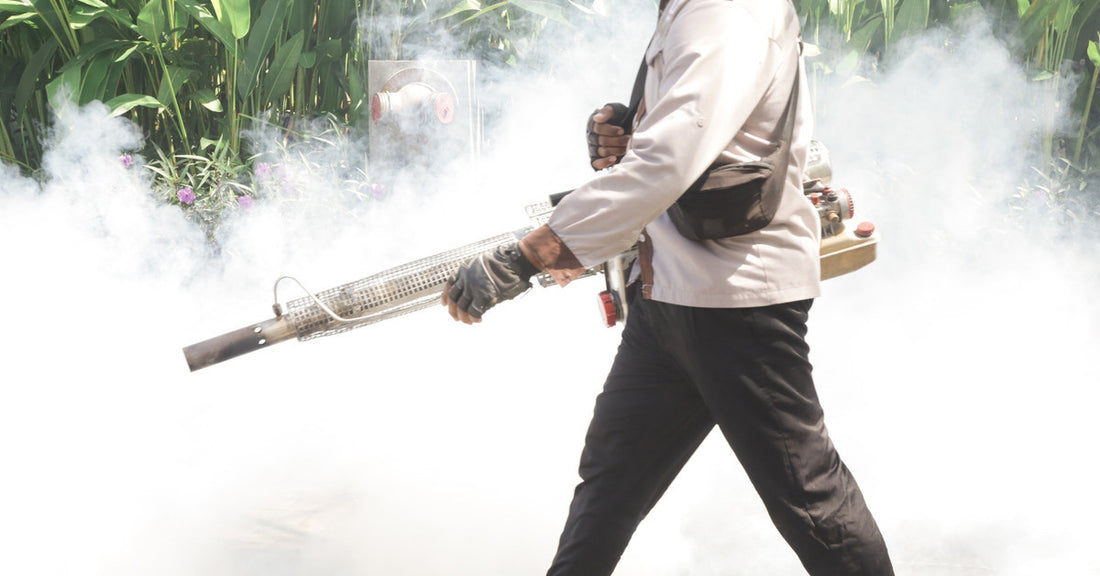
[587,102,633,170]
[442,242,540,324]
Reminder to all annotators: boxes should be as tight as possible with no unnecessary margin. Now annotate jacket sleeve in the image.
[528,0,785,287]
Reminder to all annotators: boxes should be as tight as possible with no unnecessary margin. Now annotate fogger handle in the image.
[182,316,296,372]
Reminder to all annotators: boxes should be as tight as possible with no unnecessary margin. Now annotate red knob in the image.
[597,291,617,327]
[855,221,875,238]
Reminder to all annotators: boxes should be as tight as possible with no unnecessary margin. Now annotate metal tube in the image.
[182,316,296,372]
[181,230,528,371]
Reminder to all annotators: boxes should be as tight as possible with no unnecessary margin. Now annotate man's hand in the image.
[587,103,633,170]
[442,242,540,324]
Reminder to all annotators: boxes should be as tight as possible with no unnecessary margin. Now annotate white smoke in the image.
[661,15,1100,576]
[1,7,1097,576]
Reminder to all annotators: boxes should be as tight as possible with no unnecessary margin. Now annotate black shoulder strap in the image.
[624,53,799,149]
[624,58,648,131]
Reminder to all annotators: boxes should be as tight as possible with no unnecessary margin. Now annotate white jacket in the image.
[522,0,820,308]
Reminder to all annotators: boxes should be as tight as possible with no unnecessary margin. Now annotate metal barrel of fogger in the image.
[182,230,529,372]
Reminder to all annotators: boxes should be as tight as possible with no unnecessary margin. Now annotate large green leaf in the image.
[1016,0,1062,53]
[69,4,112,29]
[86,0,136,32]
[261,29,302,108]
[46,64,81,110]
[1068,0,1100,57]
[156,64,192,107]
[1089,38,1100,66]
[312,38,343,65]
[1062,0,1097,65]
[848,13,882,54]
[880,0,896,43]
[78,51,115,104]
[349,62,365,115]
[835,48,860,77]
[318,0,356,36]
[511,0,569,23]
[1052,0,1078,34]
[136,0,165,41]
[175,0,236,50]
[29,0,77,55]
[114,43,141,63]
[437,0,481,20]
[211,0,249,39]
[0,0,33,15]
[0,12,37,31]
[893,0,929,39]
[105,93,165,117]
[15,36,58,117]
[192,87,223,112]
[239,0,293,100]
[102,59,126,105]
[457,1,509,25]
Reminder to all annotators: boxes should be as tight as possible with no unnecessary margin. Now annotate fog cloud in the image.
[1,7,1097,576]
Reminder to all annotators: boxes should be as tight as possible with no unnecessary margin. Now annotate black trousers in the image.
[546,297,893,576]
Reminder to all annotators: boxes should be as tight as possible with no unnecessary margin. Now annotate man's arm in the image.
[536,0,784,281]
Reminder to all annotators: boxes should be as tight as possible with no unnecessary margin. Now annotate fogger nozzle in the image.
[182,230,527,372]
[182,316,296,372]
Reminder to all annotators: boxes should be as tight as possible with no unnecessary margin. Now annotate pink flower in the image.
[368,182,386,199]
[237,195,254,210]
[177,187,196,204]
[119,154,133,168]
[254,162,271,179]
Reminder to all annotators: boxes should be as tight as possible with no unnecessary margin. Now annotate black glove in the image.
[446,242,539,320]
[587,102,632,170]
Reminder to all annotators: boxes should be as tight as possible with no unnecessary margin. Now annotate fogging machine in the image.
[183,142,878,372]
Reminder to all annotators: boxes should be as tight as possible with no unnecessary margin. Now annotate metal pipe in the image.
[183,316,296,372]
[182,230,528,372]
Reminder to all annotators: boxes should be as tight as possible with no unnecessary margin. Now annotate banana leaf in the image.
[210,0,249,39]
[136,0,165,41]
[261,29,302,108]
[29,0,77,55]
[894,0,929,40]
[78,51,116,104]
[192,87,223,112]
[156,64,192,107]
[46,64,81,110]
[106,93,165,116]
[175,0,236,52]
[14,36,57,118]
[239,0,293,100]
[511,0,569,23]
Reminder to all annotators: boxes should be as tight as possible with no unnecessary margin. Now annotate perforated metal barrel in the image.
[284,230,528,341]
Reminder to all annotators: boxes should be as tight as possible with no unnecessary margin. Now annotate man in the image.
[441,0,894,573]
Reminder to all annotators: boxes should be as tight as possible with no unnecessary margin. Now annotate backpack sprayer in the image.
[182,141,877,372]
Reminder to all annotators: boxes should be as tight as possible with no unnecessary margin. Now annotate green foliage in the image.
[0,0,588,174]
[145,135,252,241]
[1,0,1096,238]
[1074,34,1099,162]
[1012,156,1100,233]
[1009,0,1100,182]
[0,0,594,238]
[795,0,1099,231]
